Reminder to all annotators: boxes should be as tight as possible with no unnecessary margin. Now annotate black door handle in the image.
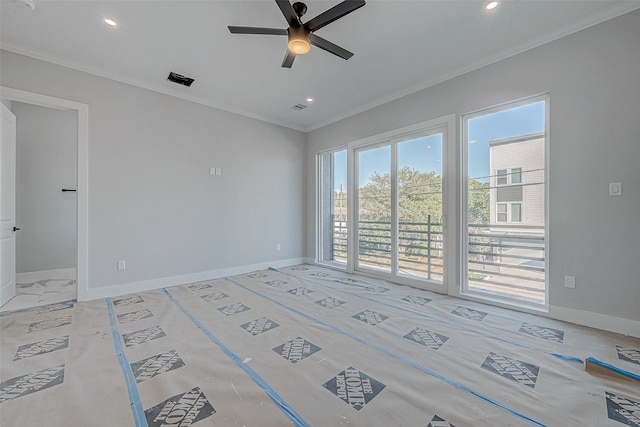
[61,189,76,192]
[13,227,20,232]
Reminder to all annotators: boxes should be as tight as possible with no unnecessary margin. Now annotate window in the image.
[496,169,508,185]
[497,204,507,222]
[497,202,522,223]
[511,203,522,222]
[317,149,347,265]
[511,168,522,184]
[464,96,547,306]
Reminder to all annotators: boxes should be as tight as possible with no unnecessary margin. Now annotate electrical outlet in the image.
[564,275,575,289]
[276,244,281,251]
[117,260,126,270]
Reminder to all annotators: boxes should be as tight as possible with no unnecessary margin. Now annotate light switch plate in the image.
[564,275,575,288]
[609,182,622,196]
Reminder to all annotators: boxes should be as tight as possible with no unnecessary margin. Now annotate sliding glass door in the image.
[354,127,446,288]
[356,145,392,273]
[397,133,444,282]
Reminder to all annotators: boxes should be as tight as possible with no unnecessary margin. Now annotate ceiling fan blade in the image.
[276,0,300,27]
[228,26,288,35]
[309,33,354,60]
[305,0,366,32]
[281,50,296,68]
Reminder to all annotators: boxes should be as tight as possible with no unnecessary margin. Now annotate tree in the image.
[467,179,490,225]
[358,166,444,222]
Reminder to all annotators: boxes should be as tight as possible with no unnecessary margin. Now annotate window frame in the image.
[511,168,522,184]
[496,169,508,185]
[460,93,550,310]
[316,147,348,268]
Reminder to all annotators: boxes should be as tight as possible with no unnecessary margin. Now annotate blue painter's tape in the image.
[586,357,640,382]
[162,288,310,427]
[227,276,547,427]
[105,298,148,427]
[275,267,583,364]
[551,353,583,363]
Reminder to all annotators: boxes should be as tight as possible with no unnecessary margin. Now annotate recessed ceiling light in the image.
[103,18,117,26]
[486,1,498,10]
[306,98,314,103]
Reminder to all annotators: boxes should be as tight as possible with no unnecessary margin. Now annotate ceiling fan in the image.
[228,0,366,68]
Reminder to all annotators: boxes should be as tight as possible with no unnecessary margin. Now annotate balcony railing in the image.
[467,223,544,302]
[332,215,443,282]
[330,218,545,302]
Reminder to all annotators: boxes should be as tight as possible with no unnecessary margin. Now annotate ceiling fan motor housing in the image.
[292,2,308,17]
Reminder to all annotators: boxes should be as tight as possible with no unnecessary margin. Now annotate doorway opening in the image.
[0,87,88,312]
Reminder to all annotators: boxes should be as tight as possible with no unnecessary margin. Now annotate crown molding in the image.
[0,42,307,133]
[306,2,640,132]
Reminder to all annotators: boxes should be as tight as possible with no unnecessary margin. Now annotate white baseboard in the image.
[80,258,307,301]
[78,258,639,339]
[548,305,640,339]
[17,268,77,283]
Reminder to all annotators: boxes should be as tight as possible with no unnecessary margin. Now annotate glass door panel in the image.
[357,145,391,273]
[397,133,443,283]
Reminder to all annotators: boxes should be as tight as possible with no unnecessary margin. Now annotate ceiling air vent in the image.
[167,72,194,87]
[291,104,307,111]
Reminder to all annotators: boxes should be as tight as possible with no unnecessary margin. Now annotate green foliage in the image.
[467,179,490,225]
[352,166,489,225]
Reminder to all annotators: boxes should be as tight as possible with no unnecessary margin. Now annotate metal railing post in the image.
[427,214,432,280]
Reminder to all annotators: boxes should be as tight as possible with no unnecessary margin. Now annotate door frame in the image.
[1,87,89,301]
[345,114,456,293]
[1,102,17,306]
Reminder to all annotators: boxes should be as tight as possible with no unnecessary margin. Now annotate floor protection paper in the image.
[1,264,639,426]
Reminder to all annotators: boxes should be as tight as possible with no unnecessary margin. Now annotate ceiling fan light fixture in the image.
[288,26,311,55]
[288,38,310,55]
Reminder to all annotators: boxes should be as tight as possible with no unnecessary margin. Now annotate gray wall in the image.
[1,50,307,290]
[306,10,640,321]
[13,101,77,273]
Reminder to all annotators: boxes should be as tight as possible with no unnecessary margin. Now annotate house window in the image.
[511,168,522,184]
[464,95,547,306]
[497,203,507,222]
[511,203,522,222]
[496,169,508,185]
[317,149,347,265]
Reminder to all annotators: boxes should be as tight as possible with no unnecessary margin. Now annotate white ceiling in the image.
[2,0,638,131]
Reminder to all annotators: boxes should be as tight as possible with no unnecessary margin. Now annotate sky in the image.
[468,101,545,182]
[333,100,545,190]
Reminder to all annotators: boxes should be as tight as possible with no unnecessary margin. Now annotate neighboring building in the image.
[489,133,545,234]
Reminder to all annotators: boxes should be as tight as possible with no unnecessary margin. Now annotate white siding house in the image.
[489,133,545,234]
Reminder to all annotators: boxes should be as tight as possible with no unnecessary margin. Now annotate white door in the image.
[1,102,17,306]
